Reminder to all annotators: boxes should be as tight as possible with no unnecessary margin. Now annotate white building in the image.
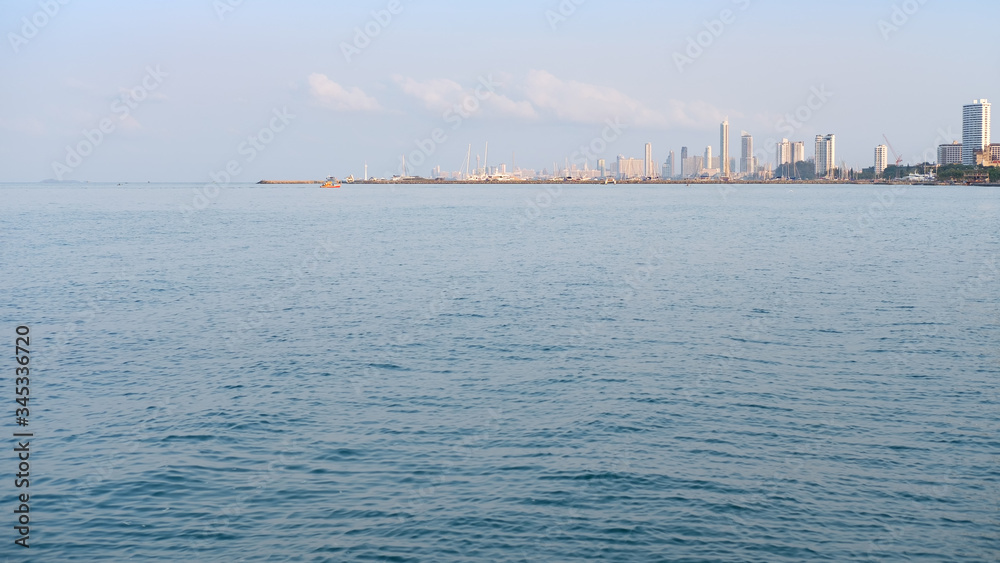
[776,139,806,167]
[938,142,963,166]
[617,155,645,180]
[815,134,836,179]
[791,141,805,164]
[963,99,991,166]
[720,120,730,178]
[645,143,655,179]
[875,145,889,176]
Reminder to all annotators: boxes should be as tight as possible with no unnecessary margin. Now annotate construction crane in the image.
[883,134,904,167]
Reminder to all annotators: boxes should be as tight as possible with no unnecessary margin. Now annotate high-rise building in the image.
[598,158,607,177]
[777,139,791,167]
[963,99,991,166]
[704,145,712,171]
[815,134,836,179]
[662,151,675,179]
[741,132,755,176]
[938,142,963,166]
[720,120,730,178]
[680,147,689,178]
[875,145,889,176]
[776,139,804,167]
[791,142,805,164]
[645,143,654,179]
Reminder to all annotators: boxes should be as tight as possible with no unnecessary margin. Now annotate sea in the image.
[1,183,998,561]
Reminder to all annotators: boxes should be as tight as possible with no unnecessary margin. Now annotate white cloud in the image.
[521,70,724,129]
[308,73,382,112]
[393,75,539,120]
[393,76,465,113]
[522,70,670,127]
[488,95,538,120]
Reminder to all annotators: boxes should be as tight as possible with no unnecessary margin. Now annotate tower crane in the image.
[883,134,904,167]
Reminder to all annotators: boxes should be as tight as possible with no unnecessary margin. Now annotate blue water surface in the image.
[0,183,998,561]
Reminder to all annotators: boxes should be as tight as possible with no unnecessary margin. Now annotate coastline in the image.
[258,179,998,187]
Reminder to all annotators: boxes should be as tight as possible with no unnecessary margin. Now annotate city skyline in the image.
[2,1,998,182]
[418,93,997,181]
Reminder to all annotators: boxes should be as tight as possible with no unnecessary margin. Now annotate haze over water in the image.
[2,184,999,561]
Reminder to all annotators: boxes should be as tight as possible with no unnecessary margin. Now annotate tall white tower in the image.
[815,134,836,179]
[875,145,888,176]
[963,99,992,166]
[720,120,730,178]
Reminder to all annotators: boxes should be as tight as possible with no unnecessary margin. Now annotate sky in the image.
[1,0,997,182]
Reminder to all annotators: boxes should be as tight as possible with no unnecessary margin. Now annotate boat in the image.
[322,176,341,188]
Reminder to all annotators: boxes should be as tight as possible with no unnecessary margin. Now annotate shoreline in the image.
[258,179,997,187]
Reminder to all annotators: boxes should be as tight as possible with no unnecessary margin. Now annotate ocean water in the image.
[1,183,998,562]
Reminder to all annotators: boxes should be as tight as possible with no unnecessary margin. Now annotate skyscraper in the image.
[815,134,836,179]
[777,139,791,168]
[645,143,654,179]
[740,132,755,176]
[704,145,712,172]
[963,99,991,166]
[875,145,888,176]
[791,142,805,164]
[662,150,675,179]
[720,120,730,178]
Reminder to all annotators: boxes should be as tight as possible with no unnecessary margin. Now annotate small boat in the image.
[322,176,341,188]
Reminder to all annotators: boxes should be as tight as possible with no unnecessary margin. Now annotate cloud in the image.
[308,73,382,112]
[393,76,465,113]
[521,70,724,129]
[488,94,538,120]
[388,70,724,128]
[522,70,670,127]
[393,75,539,120]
